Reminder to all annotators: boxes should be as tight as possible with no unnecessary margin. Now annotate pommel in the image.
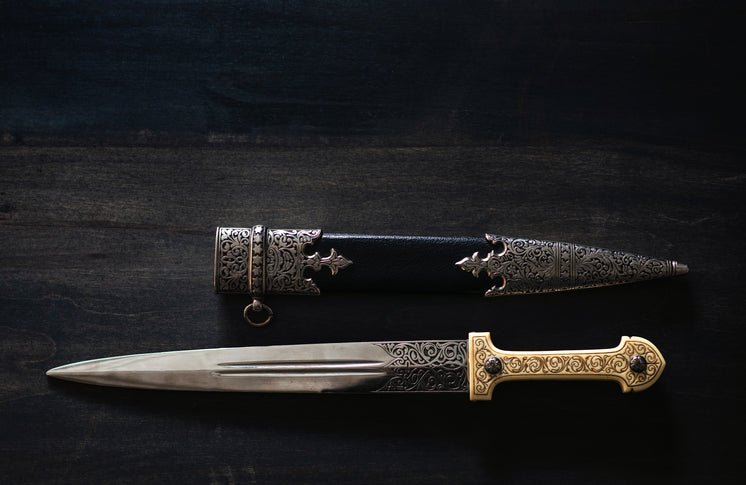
[467,332,665,401]
[214,226,352,325]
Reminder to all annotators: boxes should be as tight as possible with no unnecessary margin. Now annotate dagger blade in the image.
[46,340,469,394]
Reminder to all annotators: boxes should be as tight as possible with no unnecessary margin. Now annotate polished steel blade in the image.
[47,340,468,393]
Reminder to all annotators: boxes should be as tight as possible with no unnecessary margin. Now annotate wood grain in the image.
[1,1,745,483]
[2,1,744,146]
[1,140,743,483]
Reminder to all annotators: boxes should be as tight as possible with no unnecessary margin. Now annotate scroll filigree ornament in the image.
[215,228,252,293]
[468,332,665,401]
[374,341,468,392]
[457,234,681,296]
[214,226,352,325]
[266,229,352,294]
[215,227,352,296]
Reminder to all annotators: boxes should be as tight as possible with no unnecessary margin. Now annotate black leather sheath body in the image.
[313,234,489,294]
[214,226,687,325]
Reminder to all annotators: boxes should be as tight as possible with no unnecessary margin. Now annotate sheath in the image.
[214,226,688,325]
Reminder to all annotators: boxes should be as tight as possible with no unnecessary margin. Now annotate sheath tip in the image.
[674,262,689,276]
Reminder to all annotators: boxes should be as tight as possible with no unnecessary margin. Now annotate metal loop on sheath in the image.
[243,299,273,327]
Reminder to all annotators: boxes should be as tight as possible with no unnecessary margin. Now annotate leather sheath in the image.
[214,226,687,325]
[314,234,489,293]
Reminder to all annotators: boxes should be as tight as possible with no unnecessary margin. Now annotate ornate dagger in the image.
[215,226,688,325]
[47,333,665,399]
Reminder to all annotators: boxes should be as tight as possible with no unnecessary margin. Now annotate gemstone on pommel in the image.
[629,354,647,373]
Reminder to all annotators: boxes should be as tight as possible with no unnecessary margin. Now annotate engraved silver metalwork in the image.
[214,227,252,293]
[265,229,352,295]
[456,234,688,297]
[215,226,352,324]
[373,341,468,392]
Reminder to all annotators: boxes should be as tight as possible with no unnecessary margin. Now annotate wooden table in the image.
[2,2,744,483]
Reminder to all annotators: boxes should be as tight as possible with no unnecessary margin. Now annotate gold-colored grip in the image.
[467,332,665,401]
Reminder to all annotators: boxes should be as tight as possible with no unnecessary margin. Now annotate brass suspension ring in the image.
[243,299,273,326]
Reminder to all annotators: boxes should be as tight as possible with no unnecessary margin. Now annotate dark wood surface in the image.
[2,2,745,484]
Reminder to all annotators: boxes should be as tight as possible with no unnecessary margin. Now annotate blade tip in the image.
[46,367,62,377]
[46,365,73,379]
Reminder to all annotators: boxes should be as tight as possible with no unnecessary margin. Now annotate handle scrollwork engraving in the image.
[468,332,665,401]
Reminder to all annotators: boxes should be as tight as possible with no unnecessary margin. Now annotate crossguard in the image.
[467,332,665,401]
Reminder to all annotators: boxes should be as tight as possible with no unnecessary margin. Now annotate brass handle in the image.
[467,332,665,401]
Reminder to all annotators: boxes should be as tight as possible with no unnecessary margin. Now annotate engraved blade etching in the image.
[373,341,469,393]
[457,234,688,297]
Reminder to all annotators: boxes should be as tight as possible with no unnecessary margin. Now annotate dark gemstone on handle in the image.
[630,355,647,373]
[484,356,503,374]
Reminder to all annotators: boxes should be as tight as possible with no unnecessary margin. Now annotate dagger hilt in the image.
[467,332,665,401]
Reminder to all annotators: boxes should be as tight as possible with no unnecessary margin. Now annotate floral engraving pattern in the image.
[469,333,664,400]
[457,235,676,296]
[374,341,468,392]
[215,227,351,296]
[215,227,252,293]
[266,229,352,295]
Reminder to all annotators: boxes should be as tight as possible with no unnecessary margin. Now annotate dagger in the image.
[47,333,665,400]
